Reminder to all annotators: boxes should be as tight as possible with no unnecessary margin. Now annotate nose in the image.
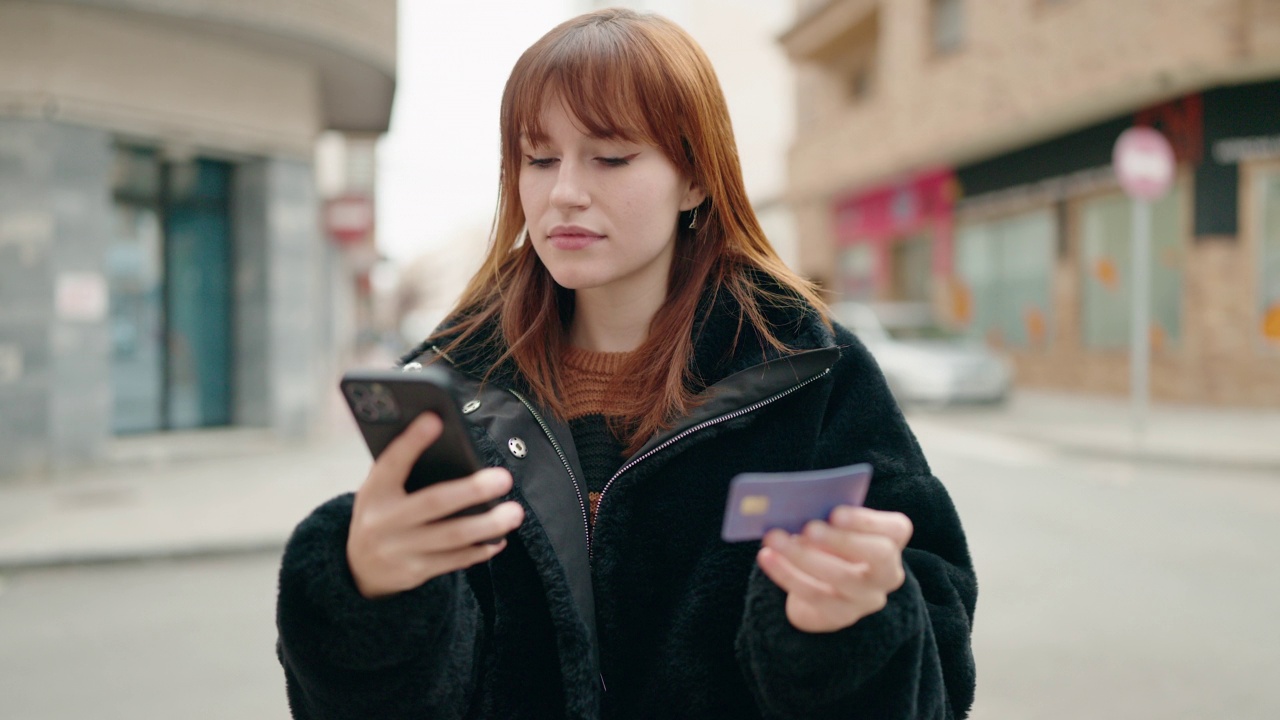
[549,159,590,211]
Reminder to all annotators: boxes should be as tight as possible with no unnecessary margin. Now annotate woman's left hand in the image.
[757,506,914,633]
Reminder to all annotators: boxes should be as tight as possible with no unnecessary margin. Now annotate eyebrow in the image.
[518,134,641,149]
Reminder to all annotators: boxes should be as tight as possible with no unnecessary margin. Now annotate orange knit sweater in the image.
[561,346,634,526]
[561,345,634,420]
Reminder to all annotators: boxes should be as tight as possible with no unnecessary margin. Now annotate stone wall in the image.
[0,119,113,479]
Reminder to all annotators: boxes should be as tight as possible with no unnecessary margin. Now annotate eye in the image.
[525,155,556,168]
[598,154,638,167]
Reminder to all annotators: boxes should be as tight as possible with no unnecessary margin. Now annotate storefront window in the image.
[891,233,933,302]
[109,147,164,434]
[1259,171,1280,349]
[107,146,234,433]
[1080,185,1184,351]
[839,244,877,301]
[956,210,1055,348]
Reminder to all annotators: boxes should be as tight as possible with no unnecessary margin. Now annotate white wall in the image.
[0,2,321,158]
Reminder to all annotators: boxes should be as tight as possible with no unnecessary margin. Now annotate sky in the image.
[375,1,576,263]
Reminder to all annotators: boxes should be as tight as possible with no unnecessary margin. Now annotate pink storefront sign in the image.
[832,169,957,294]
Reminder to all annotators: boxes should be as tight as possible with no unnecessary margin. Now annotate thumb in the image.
[364,413,442,499]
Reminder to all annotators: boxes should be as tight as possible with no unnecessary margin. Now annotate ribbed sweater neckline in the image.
[561,345,636,421]
[562,345,634,375]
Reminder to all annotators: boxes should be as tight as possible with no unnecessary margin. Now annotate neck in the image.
[570,282,667,353]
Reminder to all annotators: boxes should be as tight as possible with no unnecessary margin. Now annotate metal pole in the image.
[1131,199,1151,441]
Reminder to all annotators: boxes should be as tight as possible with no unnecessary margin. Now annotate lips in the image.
[546,225,604,251]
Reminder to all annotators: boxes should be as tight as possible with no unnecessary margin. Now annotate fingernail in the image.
[804,521,827,540]
[766,531,789,549]
[507,504,525,526]
[414,413,437,437]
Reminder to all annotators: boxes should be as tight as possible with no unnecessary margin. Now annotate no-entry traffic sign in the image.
[1113,127,1176,201]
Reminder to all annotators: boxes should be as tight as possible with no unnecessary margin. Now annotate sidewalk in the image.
[905,390,1280,473]
[0,390,1275,572]
[0,426,368,572]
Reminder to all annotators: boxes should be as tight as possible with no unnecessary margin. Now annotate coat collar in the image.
[404,271,838,391]
[407,278,842,461]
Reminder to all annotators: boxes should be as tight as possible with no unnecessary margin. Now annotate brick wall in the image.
[784,0,1280,273]
[1001,180,1280,407]
[784,0,1280,405]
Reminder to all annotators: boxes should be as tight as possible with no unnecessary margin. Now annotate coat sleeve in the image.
[275,493,485,720]
[735,330,978,719]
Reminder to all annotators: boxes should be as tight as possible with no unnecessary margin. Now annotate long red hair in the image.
[430,8,827,453]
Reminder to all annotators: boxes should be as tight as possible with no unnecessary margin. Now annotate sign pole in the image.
[1113,126,1174,449]
[1130,199,1151,440]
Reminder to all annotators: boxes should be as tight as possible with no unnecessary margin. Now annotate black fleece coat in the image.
[275,283,978,719]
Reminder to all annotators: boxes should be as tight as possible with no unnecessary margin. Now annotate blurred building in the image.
[782,0,1280,405]
[0,0,396,480]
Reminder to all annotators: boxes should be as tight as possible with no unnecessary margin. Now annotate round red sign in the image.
[324,194,375,245]
[1113,127,1176,201]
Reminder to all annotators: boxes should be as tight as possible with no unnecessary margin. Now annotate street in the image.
[910,417,1280,720]
[1,419,1278,719]
[0,553,291,720]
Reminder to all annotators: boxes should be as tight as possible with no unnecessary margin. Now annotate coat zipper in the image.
[589,366,834,561]
[507,390,606,694]
[508,389,593,549]
[513,367,829,696]
[428,348,593,550]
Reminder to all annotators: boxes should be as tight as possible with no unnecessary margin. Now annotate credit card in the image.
[721,462,873,542]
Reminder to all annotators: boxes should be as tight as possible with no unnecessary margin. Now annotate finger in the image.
[765,531,870,598]
[756,545,836,600]
[830,507,913,549]
[398,467,514,525]
[364,413,443,499]
[802,523,906,590]
[401,501,525,553]
[415,538,510,580]
[802,521,901,566]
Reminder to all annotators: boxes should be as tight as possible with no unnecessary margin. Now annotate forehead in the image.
[515,83,655,148]
[520,100,634,144]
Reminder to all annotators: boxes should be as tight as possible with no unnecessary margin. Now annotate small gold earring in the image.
[688,206,699,230]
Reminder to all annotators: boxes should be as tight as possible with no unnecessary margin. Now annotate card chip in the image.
[740,495,770,516]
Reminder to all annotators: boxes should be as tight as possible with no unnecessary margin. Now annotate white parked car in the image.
[831,302,1013,406]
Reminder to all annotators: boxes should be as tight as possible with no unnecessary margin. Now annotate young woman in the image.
[276,9,976,719]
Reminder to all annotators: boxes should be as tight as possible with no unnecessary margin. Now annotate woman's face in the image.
[519,99,704,298]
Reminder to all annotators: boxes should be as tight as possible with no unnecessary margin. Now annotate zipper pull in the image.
[600,673,607,692]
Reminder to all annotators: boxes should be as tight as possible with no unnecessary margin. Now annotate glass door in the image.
[107,148,234,433]
[165,160,233,429]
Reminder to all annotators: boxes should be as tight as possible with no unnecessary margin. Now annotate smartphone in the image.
[721,462,873,542]
[340,366,499,520]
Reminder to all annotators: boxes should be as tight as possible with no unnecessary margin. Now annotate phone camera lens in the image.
[347,382,400,422]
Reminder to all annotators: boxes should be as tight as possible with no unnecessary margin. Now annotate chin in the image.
[542,266,607,292]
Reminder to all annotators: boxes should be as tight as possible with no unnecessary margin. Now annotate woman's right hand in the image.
[346,413,525,600]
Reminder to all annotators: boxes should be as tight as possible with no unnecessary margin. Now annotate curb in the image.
[910,416,1280,474]
[987,430,1280,474]
[0,537,287,574]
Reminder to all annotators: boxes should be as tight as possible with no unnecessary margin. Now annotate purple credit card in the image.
[721,462,874,542]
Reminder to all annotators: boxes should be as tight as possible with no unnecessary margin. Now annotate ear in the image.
[679,183,707,212]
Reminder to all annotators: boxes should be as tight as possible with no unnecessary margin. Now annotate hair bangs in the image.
[503,13,690,168]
